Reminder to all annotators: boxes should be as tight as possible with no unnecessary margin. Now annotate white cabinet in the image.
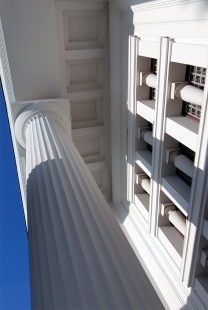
[127,35,208,308]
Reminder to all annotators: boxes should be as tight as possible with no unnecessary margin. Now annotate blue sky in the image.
[0,83,31,309]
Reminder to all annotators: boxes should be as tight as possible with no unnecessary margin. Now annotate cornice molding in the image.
[133,17,208,26]
[131,0,205,12]
[0,20,15,103]
[0,19,28,226]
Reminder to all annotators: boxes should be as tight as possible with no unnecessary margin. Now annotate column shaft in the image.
[24,112,163,309]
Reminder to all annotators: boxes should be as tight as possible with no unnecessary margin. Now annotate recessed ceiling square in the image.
[68,16,98,43]
[66,59,103,93]
[64,10,106,50]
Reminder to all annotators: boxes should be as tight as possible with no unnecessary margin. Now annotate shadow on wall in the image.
[179,290,208,310]
[124,106,208,310]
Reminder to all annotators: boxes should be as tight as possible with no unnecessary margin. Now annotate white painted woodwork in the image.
[138,40,158,59]
[65,49,105,61]
[137,100,155,123]
[171,154,194,179]
[142,73,157,88]
[71,98,103,129]
[134,194,149,223]
[132,0,208,39]
[67,89,103,102]
[142,130,153,146]
[63,9,106,51]
[56,0,111,200]
[165,117,199,152]
[150,37,172,237]
[162,176,190,216]
[66,58,103,93]
[171,43,208,68]
[176,84,204,106]
[166,210,186,236]
[158,226,183,268]
[14,101,164,310]
[135,150,152,177]
[1,1,208,309]
[140,178,151,195]
[0,18,29,222]
[121,4,208,303]
[126,36,139,204]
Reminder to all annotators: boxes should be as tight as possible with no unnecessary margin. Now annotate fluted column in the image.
[15,101,163,310]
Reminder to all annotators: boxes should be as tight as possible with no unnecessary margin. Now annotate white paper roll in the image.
[141,179,151,195]
[180,85,204,106]
[143,73,157,88]
[143,131,153,146]
[174,154,194,178]
[168,210,186,236]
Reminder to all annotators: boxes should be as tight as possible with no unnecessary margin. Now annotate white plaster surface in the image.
[0,0,61,101]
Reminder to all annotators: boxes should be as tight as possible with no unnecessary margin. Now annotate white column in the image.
[15,102,163,310]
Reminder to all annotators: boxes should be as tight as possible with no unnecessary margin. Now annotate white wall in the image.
[0,0,61,101]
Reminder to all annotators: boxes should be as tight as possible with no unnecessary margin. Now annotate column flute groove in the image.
[46,118,120,308]
[27,116,66,309]
[47,114,154,309]
[27,116,80,307]
[14,101,164,310]
[46,115,156,309]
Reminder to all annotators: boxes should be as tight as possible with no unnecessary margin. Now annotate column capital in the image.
[15,100,71,149]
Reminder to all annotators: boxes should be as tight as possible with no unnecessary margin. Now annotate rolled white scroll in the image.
[143,131,153,146]
[168,210,186,236]
[176,84,204,106]
[173,154,194,179]
[141,178,151,195]
[142,73,157,88]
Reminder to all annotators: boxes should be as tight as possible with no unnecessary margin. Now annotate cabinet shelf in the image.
[135,194,149,223]
[161,176,190,216]
[135,150,152,177]
[194,275,208,305]
[166,117,199,152]
[158,226,183,269]
[137,100,155,123]
[129,36,208,308]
